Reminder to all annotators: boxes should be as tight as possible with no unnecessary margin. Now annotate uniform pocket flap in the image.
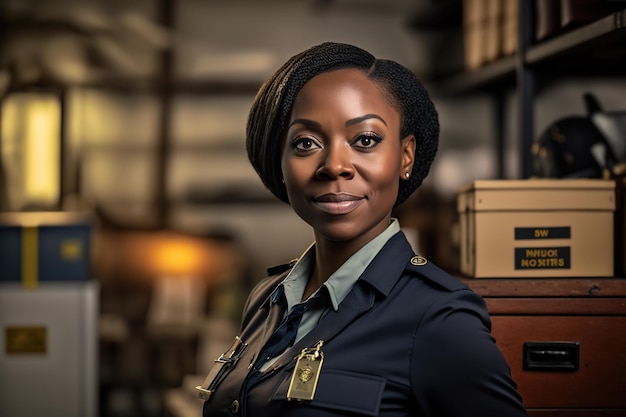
[272,369,386,416]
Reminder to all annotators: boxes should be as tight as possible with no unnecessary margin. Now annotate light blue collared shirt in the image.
[260,218,401,370]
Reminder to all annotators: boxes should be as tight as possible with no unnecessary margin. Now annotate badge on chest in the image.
[287,340,324,402]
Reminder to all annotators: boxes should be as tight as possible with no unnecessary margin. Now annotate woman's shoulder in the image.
[239,263,295,328]
[265,258,299,276]
[403,255,469,293]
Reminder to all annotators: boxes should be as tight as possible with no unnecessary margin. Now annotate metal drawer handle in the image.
[523,341,580,371]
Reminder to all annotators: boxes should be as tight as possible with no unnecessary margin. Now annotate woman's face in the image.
[281,68,415,245]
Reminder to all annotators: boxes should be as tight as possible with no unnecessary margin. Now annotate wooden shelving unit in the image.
[428,5,626,178]
[527,9,626,67]
[432,8,626,95]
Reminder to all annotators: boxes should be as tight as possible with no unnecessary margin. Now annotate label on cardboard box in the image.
[515,247,571,270]
[5,326,47,354]
[515,227,571,240]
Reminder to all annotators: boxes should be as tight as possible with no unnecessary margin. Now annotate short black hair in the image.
[246,42,439,206]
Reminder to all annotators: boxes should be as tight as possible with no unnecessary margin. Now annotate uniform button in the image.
[230,400,240,414]
[410,255,428,266]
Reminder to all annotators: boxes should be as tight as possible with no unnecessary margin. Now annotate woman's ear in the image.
[400,134,416,179]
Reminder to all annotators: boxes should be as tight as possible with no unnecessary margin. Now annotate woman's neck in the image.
[301,234,367,301]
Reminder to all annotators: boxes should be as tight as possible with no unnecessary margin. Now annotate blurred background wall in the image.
[1,0,625,416]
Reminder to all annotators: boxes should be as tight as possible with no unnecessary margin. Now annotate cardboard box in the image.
[458,179,615,278]
[0,211,92,287]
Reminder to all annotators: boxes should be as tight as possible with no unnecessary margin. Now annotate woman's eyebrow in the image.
[346,114,387,127]
[288,118,321,129]
[288,114,387,129]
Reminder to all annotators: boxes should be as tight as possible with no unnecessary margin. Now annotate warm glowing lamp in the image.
[1,92,61,210]
[150,234,208,278]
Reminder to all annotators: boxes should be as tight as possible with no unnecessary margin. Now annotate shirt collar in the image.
[275,218,401,312]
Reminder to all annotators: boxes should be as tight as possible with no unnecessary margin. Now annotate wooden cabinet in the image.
[463,278,626,416]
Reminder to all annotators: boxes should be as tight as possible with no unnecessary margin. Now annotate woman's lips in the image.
[313,193,365,215]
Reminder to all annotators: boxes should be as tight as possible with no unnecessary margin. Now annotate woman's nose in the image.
[315,143,355,180]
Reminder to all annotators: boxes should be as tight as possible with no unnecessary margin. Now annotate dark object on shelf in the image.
[532,116,606,179]
[535,0,563,41]
[561,0,606,29]
[587,92,626,168]
[532,92,625,178]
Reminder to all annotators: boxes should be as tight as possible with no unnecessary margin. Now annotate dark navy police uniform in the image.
[201,232,528,416]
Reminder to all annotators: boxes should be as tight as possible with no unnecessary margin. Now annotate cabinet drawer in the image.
[491,316,626,409]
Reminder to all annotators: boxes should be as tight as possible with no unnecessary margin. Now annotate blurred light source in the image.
[1,93,61,210]
[92,229,239,287]
[149,234,209,278]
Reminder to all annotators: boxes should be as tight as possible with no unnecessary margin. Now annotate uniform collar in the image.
[272,219,407,312]
[356,231,415,296]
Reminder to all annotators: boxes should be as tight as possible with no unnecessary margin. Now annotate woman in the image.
[199,42,527,417]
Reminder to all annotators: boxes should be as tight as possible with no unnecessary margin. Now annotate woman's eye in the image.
[292,137,321,152]
[354,133,382,149]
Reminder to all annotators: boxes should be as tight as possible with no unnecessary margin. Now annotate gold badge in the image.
[298,365,313,382]
[287,340,324,402]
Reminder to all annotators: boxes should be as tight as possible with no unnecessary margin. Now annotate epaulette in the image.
[266,258,298,276]
[405,255,467,292]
